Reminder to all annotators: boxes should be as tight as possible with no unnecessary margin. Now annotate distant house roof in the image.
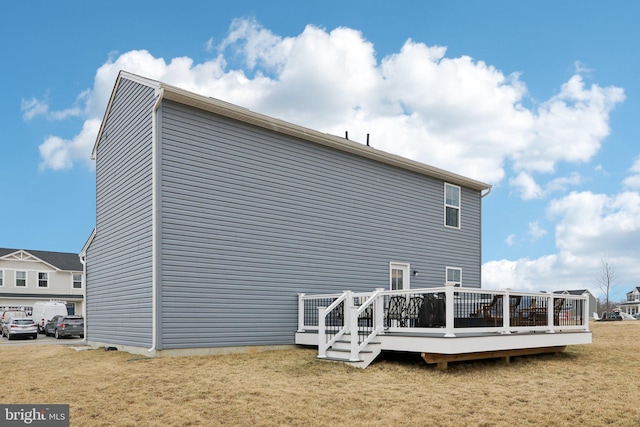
[554,289,593,296]
[92,71,492,193]
[0,248,82,271]
[626,287,640,295]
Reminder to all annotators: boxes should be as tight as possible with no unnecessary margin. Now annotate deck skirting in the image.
[377,330,591,354]
[295,329,591,364]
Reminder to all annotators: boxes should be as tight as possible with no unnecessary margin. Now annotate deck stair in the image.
[319,333,382,368]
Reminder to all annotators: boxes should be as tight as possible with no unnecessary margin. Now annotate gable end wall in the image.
[86,79,155,347]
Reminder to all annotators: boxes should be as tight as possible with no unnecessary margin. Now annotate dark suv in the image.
[44,315,84,338]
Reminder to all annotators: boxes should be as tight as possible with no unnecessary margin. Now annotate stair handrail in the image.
[318,291,349,358]
[350,288,384,362]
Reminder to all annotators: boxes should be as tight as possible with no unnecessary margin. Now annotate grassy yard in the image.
[1,321,639,426]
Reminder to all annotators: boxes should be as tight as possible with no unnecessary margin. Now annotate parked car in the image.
[0,310,27,324]
[32,301,69,334]
[598,312,622,321]
[633,313,640,320]
[2,318,38,340]
[44,315,84,339]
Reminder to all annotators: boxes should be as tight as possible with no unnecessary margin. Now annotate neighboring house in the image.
[553,289,597,318]
[83,71,491,356]
[618,287,640,316]
[0,248,84,315]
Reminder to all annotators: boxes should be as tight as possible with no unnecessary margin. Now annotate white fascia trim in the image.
[94,71,491,192]
[0,250,61,272]
[158,82,492,192]
[92,71,161,160]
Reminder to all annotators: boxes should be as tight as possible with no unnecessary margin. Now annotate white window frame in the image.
[15,271,26,287]
[66,303,76,315]
[444,183,461,229]
[72,273,82,289]
[446,266,462,287]
[38,272,49,288]
[389,262,411,290]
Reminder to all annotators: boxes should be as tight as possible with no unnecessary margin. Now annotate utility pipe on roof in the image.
[148,88,164,354]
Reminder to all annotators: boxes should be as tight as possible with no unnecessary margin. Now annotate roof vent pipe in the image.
[366,134,370,146]
[345,131,349,140]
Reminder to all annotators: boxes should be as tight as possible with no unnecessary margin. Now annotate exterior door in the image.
[390,263,410,290]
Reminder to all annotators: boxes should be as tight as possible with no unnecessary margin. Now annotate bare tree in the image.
[595,257,616,312]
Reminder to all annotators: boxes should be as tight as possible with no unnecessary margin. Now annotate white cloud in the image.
[22,89,87,122]
[548,190,640,255]
[38,119,101,170]
[513,75,625,174]
[32,18,625,184]
[510,172,543,200]
[510,171,583,200]
[622,157,640,190]
[483,252,595,294]
[21,97,49,121]
[546,172,583,193]
[505,234,516,246]
[527,221,547,242]
[27,18,636,302]
[484,189,640,298]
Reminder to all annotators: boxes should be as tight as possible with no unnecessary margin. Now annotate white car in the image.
[2,318,38,340]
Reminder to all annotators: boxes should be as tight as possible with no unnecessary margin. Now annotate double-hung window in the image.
[16,271,26,287]
[73,273,82,289]
[444,183,461,228]
[446,267,462,287]
[38,272,49,288]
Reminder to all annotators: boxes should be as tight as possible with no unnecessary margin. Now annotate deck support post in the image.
[317,306,327,358]
[546,294,556,334]
[349,306,359,362]
[374,288,384,332]
[502,288,512,334]
[444,282,456,337]
[582,291,590,331]
[297,293,305,332]
[343,291,352,334]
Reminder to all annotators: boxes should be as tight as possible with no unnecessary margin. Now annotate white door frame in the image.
[389,262,410,290]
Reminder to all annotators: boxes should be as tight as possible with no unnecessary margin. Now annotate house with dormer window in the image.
[619,287,640,316]
[0,248,84,315]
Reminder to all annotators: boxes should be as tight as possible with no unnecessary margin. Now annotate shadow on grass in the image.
[369,348,580,372]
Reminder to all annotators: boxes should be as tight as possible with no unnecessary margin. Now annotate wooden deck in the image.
[296,286,592,368]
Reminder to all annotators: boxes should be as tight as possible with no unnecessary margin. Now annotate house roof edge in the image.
[94,72,491,192]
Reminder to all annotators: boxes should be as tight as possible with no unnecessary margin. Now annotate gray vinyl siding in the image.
[158,100,483,349]
[86,79,155,347]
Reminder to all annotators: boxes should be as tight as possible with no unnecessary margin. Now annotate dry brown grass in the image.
[1,321,639,426]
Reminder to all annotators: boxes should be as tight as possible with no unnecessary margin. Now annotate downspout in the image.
[79,253,87,343]
[481,187,492,198]
[148,88,164,353]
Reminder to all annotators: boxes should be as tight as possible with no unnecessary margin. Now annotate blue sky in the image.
[2,1,638,301]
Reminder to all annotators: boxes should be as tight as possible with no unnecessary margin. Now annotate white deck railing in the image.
[298,284,590,358]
